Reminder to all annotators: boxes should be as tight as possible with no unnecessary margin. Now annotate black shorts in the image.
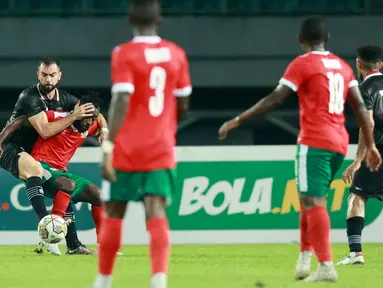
[0,142,23,178]
[350,160,383,201]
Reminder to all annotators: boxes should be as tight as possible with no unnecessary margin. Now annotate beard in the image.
[39,83,57,94]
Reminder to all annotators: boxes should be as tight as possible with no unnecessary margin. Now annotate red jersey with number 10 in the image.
[279,51,358,155]
[111,36,192,171]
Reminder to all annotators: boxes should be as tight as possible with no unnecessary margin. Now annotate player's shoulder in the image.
[17,84,40,103]
[360,75,383,93]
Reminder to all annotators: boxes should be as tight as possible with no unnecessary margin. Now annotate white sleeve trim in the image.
[174,86,192,97]
[111,83,135,94]
[279,78,298,92]
[349,80,359,88]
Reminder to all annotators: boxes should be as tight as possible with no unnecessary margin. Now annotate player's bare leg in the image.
[144,195,170,288]
[337,193,366,265]
[93,201,127,288]
[299,195,337,282]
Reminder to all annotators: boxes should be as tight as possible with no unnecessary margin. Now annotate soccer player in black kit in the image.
[337,45,383,265]
[0,58,108,255]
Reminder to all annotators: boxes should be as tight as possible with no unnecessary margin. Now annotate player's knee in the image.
[347,193,365,216]
[299,195,324,210]
[18,153,43,179]
[55,177,76,195]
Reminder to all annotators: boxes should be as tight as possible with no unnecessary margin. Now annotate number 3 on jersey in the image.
[327,72,344,115]
[149,67,166,117]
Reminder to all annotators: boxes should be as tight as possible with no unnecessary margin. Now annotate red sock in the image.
[91,206,104,243]
[98,216,123,275]
[300,205,312,252]
[51,191,71,217]
[306,206,332,263]
[147,217,170,275]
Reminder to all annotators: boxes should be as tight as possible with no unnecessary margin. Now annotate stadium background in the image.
[1,0,383,244]
[2,0,383,146]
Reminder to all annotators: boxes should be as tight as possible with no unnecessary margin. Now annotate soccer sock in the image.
[91,206,104,243]
[347,216,364,253]
[147,217,171,275]
[306,206,332,263]
[300,205,312,252]
[64,205,81,250]
[51,191,71,217]
[25,176,48,220]
[98,216,123,275]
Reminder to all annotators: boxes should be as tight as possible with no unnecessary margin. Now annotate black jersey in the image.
[4,84,78,153]
[359,72,383,145]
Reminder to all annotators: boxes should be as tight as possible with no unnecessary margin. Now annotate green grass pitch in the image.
[1,244,383,287]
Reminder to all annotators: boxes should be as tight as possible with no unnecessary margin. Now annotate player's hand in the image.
[72,102,95,120]
[342,161,361,185]
[101,153,116,182]
[218,118,240,140]
[365,145,382,172]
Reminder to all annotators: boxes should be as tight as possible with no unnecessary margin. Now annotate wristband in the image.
[101,127,109,134]
[101,140,114,154]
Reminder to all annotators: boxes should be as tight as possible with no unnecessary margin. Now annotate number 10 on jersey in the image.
[327,72,344,115]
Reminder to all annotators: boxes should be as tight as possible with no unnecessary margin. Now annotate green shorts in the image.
[101,169,177,205]
[295,145,344,197]
[40,162,92,203]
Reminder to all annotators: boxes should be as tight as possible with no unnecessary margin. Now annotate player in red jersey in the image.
[1,92,105,255]
[219,17,381,282]
[92,1,191,288]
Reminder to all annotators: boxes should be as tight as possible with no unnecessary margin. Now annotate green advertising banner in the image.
[0,158,382,232]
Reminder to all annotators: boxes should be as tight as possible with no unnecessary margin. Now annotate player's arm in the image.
[28,103,95,139]
[97,113,109,142]
[0,116,28,145]
[175,49,192,122]
[218,85,293,139]
[106,92,129,143]
[347,86,381,171]
[352,86,375,163]
[219,57,303,139]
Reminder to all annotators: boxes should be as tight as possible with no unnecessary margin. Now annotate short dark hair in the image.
[38,57,61,70]
[357,44,382,63]
[80,90,102,111]
[300,16,328,44]
[129,0,160,27]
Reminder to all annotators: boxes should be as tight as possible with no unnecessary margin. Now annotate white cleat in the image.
[151,273,167,288]
[336,252,365,265]
[304,263,338,282]
[39,241,62,256]
[295,251,312,280]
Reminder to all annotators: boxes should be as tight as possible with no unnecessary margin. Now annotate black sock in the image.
[26,176,48,220]
[64,204,81,250]
[347,216,365,253]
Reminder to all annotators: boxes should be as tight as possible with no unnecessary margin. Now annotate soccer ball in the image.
[38,214,68,244]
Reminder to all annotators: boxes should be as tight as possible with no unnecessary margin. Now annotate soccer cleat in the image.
[66,244,96,255]
[295,251,312,280]
[336,252,365,265]
[303,263,338,282]
[39,241,62,256]
[151,273,167,288]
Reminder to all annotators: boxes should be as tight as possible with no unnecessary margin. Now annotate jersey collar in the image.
[310,51,330,55]
[37,83,60,101]
[364,71,382,81]
[132,36,161,44]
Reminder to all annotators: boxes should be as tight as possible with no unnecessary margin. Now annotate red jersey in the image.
[31,111,99,170]
[279,51,358,155]
[111,36,192,171]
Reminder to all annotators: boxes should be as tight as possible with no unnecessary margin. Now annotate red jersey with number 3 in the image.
[111,36,192,171]
[279,51,358,155]
[31,110,99,171]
